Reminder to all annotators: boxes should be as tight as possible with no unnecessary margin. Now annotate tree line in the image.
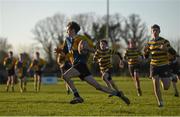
[0,12,180,81]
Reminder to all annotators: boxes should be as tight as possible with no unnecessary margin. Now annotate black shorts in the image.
[35,70,42,76]
[73,63,91,80]
[61,62,72,73]
[169,61,180,76]
[128,64,140,77]
[7,69,15,76]
[150,64,170,78]
[101,68,112,81]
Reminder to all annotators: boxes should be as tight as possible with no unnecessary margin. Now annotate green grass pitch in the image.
[0,77,180,116]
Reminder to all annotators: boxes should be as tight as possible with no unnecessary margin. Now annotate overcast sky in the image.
[0,0,180,52]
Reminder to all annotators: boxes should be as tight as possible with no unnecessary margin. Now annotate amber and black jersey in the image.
[144,37,176,66]
[167,47,178,63]
[3,57,16,70]
[29,58,46,72]
[124,48,141,65]
[63,35,94,65]
[94,49,122,72]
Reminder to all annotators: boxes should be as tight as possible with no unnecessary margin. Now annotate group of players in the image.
[3,21,180,107]
[3,51,46,93]
[55,22,180,107]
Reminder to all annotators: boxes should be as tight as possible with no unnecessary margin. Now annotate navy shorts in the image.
[150,65,170,78]
[7,69,15,76]
[73,63,91,80]
[128,64,140,77]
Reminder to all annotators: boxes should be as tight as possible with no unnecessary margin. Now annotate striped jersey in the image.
[124,48,141,65]
[144,37,175,66]
[15,59,29,78]
[3,57,16,70]
[29,58,46,71]
[168,47,177,63]
[94,49,120,72]
[63,35,94,65]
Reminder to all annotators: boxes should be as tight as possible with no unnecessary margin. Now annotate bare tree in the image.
[102,13,124,43]
[120,14,148,50]
[171,38,180,55]
[72,13,95,34]
[51,13,67,46]
[32,13,67,64]
[32,18,54,64]
[0,37,12,51]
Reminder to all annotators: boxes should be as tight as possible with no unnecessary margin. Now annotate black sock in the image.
[72,89,80,97]
[74,92,80,97]
[115,91,122,97]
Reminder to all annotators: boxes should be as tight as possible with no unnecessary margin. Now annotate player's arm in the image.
[3,58,7,66]
[40,59,46,71]
[14,61,18,70]
[164,40,177,56]
[123,50,128,61]
[93,51,99,63]
[143,44,150,59]
[113,50,124,68]
[115,51,123,60]
[27,60,33,72]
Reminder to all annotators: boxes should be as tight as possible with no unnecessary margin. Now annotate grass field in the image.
[0,76,180,116]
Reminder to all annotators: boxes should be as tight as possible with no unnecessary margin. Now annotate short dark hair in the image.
[100,39,108,45]
[67,21,80,33]
[151,24,160,30]
[9,51,13,55]
[35,51,40,56]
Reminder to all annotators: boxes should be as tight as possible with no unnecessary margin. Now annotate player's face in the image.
[100,41,107,50]
[129,41,135,48]
[8,52,13,58]
[67,27,75,37]
[151,28,160,39]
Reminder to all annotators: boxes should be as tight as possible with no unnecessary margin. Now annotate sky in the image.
[0,0,180,52]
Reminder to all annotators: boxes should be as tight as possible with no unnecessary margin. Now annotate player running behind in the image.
[93,39,125,97]
[124,39,142,96]
[15,53,30,93]
[168,47,180,97]
[144,24,176,107]
[3,51,16,92]
[28,52,46,92]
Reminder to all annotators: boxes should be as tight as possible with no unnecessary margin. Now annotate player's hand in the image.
[54,47,63,54]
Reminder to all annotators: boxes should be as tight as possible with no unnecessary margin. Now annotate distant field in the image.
[0,77,180,116]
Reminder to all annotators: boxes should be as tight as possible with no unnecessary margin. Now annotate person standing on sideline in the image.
[15,53,30,93]
[28,52,46,92]
[3,51,16,92]
[144,24,176,107]
[124,40,142,96]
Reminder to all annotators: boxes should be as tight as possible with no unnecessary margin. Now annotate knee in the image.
[102,73,110,81]
[62,74,69,81]
[102,77,106,81]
